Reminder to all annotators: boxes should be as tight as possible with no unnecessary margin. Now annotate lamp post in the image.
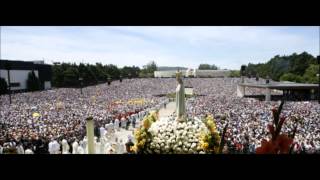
[79,77,83,95]
[86,117,95,154]
[4,62,12,104]
[317,55,320,103]
[266,75,270,84]
[240,65,246,83]
[107,77,111,85]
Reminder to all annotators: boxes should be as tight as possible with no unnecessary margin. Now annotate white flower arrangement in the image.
[144,116,210,154]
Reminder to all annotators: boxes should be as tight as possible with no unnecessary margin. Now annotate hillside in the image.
[245,52,319,84]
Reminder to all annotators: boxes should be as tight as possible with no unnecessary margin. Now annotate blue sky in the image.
[1,26,319,70]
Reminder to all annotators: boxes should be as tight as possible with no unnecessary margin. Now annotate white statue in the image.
[175,70,186,122]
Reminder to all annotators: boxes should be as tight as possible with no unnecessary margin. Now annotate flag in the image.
[32,112,41,118]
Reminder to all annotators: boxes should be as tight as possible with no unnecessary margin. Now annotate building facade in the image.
[154,69,231,78]
[0,60,52,92]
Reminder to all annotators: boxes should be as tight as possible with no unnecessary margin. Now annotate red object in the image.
[278,116,286,128]
[256,134,293,154]
[268,124,275,136]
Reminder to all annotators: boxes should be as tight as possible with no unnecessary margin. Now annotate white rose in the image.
[182,131,187,136]
[173,144,178,150]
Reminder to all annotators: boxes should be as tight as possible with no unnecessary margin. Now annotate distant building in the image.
[154,70,186,78]
[154,69,231,78]
[194,69,231,78]
[0,60,52,92]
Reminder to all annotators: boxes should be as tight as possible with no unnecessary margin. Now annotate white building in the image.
[154,69,231,78]
[0,60,52,91]
[194,69,231,78]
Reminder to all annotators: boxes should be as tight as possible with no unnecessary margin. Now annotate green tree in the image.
[145,61,157,73]
[27,71,40,91]
[302,64,319,83]
[104,64,121,80]
[63,66,79,87]
[198,64,219,70]
[280,73,302,83]
[121,66,140,78]
[140,61,157,78]
[0,77,8,95]
[245,52,317,82]
[229,70,240,77]
[52,64,64,87]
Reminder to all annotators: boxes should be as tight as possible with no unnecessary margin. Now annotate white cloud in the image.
[1,26,318,69]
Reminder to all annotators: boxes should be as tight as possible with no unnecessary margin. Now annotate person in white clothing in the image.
[62,139,70,154]
[109,122,114,133]
[100,139,106,154]
[25,149,34,154]
[72,141,79,154]
[95,141,101,154]
[82,138,88,154]
[0,145,3,154]
[53,140,61,154]
[114,119,120,131]
[78,141,85,154]
[48,140,55,154]
[16,144,25,154]
[118,139,125,154]
[100,127,106,138]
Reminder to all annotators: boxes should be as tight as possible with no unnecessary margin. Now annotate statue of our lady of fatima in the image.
[175,70,186,122]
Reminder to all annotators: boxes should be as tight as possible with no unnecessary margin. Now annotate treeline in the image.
[52,61,157,87]
[198,64,219,70]
[244,52,319,83]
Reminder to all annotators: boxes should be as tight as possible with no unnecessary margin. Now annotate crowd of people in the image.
[186,78,320,153]
[0,79,172,154]
[0,77,319,154]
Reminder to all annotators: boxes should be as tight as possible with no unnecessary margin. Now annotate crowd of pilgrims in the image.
[0,78,319,154]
